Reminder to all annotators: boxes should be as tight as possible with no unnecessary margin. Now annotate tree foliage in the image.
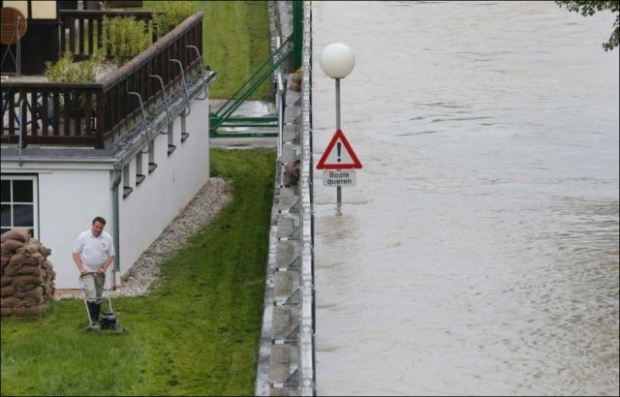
[555,1,620,51]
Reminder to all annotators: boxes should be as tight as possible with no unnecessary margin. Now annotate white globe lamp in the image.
[320,43,355,79]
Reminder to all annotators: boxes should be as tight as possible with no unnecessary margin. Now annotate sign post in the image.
[318,43,359,209]
[316,128,362,206]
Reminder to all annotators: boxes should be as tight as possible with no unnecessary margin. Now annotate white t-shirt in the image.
[73,230,115,272]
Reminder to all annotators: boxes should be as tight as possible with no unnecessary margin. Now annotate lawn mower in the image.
[79,272,128,334]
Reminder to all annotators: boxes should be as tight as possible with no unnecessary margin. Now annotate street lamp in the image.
[319,43,355,208]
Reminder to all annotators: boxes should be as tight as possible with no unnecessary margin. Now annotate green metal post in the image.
[292,0,303,71]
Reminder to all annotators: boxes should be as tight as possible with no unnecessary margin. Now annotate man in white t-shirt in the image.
[72,216,115,330]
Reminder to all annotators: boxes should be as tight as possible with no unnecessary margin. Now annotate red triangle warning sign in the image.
[316,129,362,170]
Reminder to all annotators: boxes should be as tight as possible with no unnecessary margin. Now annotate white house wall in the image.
[41,170,112,288]
[1,97,211,290]
[0,167,113,288]
[118,99,211,288]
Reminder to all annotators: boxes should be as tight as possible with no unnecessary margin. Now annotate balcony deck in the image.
[1,9,207,151]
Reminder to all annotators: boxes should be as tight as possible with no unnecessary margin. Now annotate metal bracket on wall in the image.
[168,59,191,116]
[127,92,152,154]
[148,73,171,128]
[271,368,300,389]
[273,324,300,345]
[274,288,301,307]
[278,224,301,242]
[277,256,301,273]
[279,198,302,215]
[186,45,209,101]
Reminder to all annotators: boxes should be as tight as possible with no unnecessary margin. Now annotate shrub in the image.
[44,51,105,116]
[44,51,107,117]
[102,16,152,66]
[44,51,105,84]
[152,1,195,39]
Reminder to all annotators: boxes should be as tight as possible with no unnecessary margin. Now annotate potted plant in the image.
[101,15,151,66]
[44,51,106,132]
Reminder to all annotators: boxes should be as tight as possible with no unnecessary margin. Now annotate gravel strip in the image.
[56,177,231,300]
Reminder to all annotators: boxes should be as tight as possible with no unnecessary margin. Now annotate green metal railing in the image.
[209,34,294,138]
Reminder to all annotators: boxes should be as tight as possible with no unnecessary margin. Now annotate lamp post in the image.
[319,43,356,208]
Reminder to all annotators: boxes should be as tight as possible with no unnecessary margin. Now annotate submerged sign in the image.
[316,129,362,170]
[322,170,356,187]
[318,129,361,189]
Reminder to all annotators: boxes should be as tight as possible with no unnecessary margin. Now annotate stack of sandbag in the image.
[1,228,56,318]
[284,158,301,187]
[289,68,303,92]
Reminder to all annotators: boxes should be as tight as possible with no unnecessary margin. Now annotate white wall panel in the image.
[38,170,112,289]
[117,98,211,287]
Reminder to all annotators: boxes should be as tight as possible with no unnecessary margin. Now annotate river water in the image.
[311,1,619,396]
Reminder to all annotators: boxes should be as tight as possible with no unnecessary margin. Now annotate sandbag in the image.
[1,239,24,253]
[45,267,56,280]
[0,306,14,317]
[16,264,43,277]
[15,247,31,258]
[43,283,54,297]
[39,245,52,257]
[13,304,48,317]
[8,253,28,266]
[14,283,39,293]
[30,304,49,316]
[1,285,16,298]
[284,159,301,187]
[1,276,12,287]
[0,229,30,243]
[14,286,43,301]
[30,252,44,263]
[1,296,22,307]
[12,274,43,288]
[9,253,40,267]
[3,264,21,277]
[22,296,44,307]
[16,241,41,256]
[13,274,43,286]
[289,69,303,92]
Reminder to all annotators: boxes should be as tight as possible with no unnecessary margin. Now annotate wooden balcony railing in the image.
[1,11,204,149]
[59,10,155,62]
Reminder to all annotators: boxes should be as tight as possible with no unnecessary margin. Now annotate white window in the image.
[1,175,38,238]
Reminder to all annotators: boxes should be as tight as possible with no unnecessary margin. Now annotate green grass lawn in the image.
[2,3,277,395]
[200,1,273,99]
[1,148,275,396]
[142,1,272,99]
